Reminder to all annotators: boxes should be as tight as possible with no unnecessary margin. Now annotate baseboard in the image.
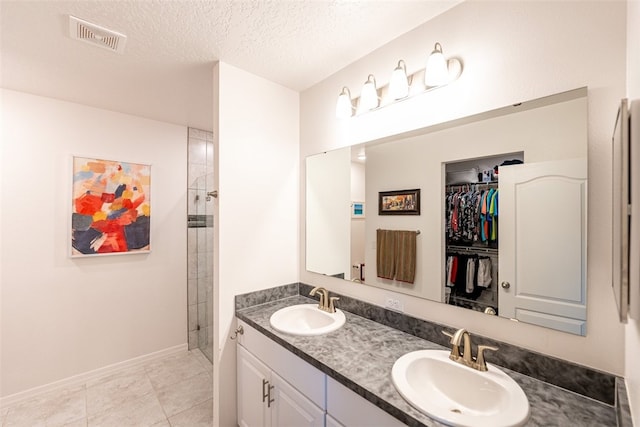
[0,343,188,409]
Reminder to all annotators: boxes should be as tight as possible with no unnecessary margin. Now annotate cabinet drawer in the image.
[327,377,406,427]
[237,320,326,408]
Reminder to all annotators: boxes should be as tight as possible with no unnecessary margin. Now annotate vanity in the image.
[235,283,631,427]
[232,87,634,426]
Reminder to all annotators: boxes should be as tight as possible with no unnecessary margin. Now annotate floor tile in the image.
[62,418,88,427]
[4,385,86,427]
[87,392,165,427]
[2,350,213,427]
[86,367,154,416]
[192,349,213,376]
[156,372,212,417]
[167,399,213,427]
[145,352,206,389]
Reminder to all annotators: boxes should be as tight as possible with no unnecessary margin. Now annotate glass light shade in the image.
[389,61,409,100]
[358,75,379,113]
[425,43,449,87]
[335,87,353,119]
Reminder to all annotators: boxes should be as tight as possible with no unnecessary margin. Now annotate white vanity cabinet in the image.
[236,319,407,427]
[236,320,325,427]
[326,377,406,427]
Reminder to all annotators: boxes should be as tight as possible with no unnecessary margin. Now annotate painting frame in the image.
[378,189,421,215]
[71,156,152,257]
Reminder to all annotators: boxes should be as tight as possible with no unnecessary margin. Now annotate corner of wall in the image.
[626,0,640,422]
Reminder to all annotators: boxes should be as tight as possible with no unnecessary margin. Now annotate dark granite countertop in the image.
[236,294,617,427]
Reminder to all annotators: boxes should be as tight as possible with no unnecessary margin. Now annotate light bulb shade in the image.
[358,75,379,113]
[335,87,353,119]
[389,60,409,100]
[425,42,449,87]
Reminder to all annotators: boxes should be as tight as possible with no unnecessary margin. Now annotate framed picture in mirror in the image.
[351,202,365,218]
[378,189,420,215]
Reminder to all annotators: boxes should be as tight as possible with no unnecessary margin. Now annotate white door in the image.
[237,345,271,427]
[499,158,587,335]
[270,372,325,427]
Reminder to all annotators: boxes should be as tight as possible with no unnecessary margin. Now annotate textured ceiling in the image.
[0,1,460,130]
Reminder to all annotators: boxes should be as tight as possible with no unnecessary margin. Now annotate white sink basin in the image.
[392,350,529,427]
[269,304,346,336]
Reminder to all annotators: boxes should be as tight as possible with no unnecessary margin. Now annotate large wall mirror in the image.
[306,87,588,335]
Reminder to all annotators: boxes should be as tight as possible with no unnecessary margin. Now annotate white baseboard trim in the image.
[0,343,188,410]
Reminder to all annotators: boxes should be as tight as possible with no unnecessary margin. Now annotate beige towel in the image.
[376,229,417,284]
[394,231,417,284]
[376,229,395,280]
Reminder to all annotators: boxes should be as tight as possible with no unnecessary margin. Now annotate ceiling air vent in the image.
[68,15,127,54]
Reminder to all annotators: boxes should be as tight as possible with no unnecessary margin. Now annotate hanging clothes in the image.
[445,253,493,300]
[446,185,498,245]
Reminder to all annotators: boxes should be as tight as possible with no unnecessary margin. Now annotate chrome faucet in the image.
[309,287,339,313]
[442,328,498,372]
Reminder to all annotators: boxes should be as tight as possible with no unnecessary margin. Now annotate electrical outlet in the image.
[384,297,404,312]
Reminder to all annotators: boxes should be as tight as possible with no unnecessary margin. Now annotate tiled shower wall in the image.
[187,128,214,361]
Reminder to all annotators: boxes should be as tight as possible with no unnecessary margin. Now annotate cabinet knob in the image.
[230,325,244,340]
[501,281,511,289]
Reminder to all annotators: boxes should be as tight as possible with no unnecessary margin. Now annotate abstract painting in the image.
[72,156,151,256]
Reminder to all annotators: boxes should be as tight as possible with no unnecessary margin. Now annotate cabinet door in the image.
[326,414,345,427]
[237,345,271,427]
[270,371,325,427]
[499,158,587,335]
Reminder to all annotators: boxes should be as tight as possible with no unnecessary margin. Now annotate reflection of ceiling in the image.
[0,1,461,130]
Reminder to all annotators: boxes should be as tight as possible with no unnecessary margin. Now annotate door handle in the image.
[262,379,275,407]
[501,281,511,289]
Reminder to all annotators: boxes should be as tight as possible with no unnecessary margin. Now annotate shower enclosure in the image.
[187,128,214,362]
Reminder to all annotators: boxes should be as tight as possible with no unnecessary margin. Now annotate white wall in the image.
[0,89,187,398]
[350,161,366,280]
[300,1,626,374]
[212,62,299,427]
[626,0,640,421]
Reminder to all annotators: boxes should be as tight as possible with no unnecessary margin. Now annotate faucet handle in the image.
[441,330,454,341]
[476,345,499,371]
[328,297,340,313]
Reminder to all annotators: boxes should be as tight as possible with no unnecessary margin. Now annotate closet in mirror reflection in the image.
[444,153,587,335]
[305,87,588,335]
[444,154,522,315]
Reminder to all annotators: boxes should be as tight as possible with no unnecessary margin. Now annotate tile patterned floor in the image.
[0,350,213,427]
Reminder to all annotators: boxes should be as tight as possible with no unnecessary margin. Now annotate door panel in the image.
[499,158,587,334]
[237,346,271,427]
[270,372,324,427]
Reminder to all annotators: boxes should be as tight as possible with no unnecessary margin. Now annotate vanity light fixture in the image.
[389,60,410,100]
[335,42,463,119]
[335,86,354,119]
[358,74,379,113]
[425,42,449,87]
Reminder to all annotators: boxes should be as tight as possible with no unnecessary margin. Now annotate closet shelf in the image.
[449,294,498,310]
[447,244,498,254]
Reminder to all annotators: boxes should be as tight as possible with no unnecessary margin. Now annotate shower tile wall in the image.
[187,128,214,361]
